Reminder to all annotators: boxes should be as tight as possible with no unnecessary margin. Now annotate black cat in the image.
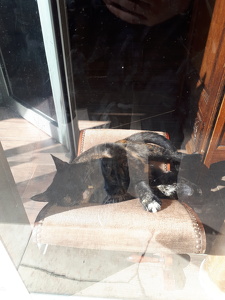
[31,132,202,213]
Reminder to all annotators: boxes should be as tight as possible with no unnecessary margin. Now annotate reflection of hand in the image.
[103,0,191,26]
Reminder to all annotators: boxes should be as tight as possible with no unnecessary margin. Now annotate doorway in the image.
[0,0,78,160]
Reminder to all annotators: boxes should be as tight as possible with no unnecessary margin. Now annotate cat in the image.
[31,132,202,213]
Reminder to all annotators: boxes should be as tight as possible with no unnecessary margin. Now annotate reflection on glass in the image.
[67,0,191,146]
[0,0,56,121]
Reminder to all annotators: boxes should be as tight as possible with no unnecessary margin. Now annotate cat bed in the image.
[33,129,206,254]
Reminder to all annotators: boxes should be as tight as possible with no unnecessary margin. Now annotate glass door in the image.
[0,0,78,160]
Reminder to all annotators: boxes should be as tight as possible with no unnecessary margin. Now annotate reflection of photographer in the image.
[103,0,191,26]
[67,0,192,143]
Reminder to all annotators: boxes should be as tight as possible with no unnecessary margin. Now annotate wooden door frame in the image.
[184,0,225,163]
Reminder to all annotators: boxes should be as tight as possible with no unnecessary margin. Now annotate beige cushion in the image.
[33,129,206,254]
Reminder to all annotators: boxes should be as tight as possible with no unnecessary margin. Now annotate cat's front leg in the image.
[135,181,162,213]
[127,154,162,213]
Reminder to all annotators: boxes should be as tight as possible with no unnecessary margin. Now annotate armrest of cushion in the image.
[33,198,206,254]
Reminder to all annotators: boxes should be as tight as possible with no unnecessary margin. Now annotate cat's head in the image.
[31,155,82,206]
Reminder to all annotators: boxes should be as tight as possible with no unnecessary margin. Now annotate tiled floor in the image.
[1,105,225,299]
[0,106,69,224]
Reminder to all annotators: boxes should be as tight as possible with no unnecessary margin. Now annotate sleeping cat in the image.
[31,132,202,213]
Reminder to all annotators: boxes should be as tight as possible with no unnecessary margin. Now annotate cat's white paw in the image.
[147,200,161,213]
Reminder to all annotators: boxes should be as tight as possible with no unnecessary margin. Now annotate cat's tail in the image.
[131,132,202,164]
[119,132,195,164]
[118,132,177,152]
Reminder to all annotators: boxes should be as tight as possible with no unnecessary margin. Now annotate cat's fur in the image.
[31,132,202,213]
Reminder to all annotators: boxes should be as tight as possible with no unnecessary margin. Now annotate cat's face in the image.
[31,155,83,206]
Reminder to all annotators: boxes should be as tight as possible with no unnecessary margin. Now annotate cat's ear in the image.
[51,155,69,171]
[31,191,49,202]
